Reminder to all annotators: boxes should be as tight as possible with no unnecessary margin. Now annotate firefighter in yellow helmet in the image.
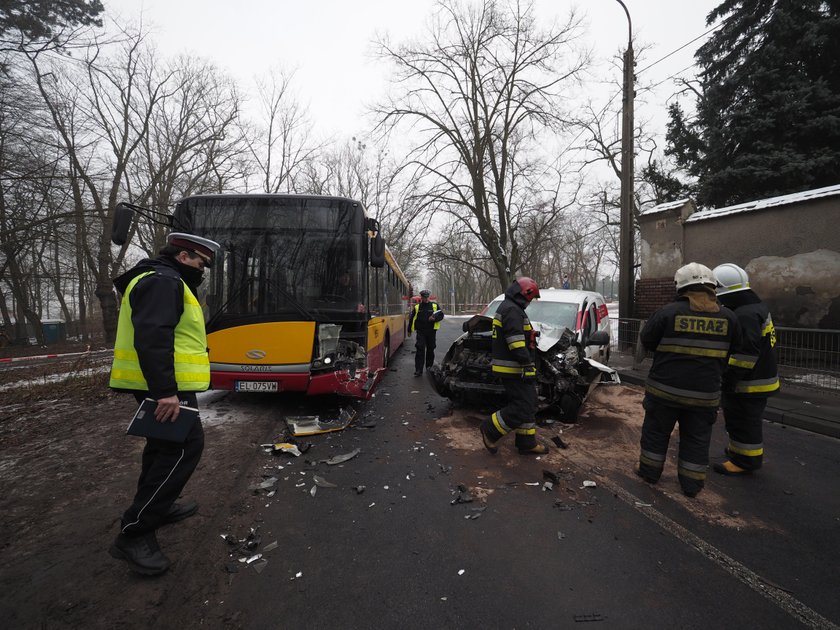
[479,277,549,455]
[108,232,220,576]
[712,263,780,476]
[636,263,741,497]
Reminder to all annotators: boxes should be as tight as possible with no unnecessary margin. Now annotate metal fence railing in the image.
[775,327,840,391]
[609,317,840,393]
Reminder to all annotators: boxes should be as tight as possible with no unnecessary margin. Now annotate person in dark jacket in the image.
[479,277,549,455]
[712,263,779,475]
[108,232,220,576]
[637,263,741,497]
[409,289,444,376]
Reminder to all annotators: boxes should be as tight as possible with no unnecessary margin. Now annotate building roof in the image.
[639,198,693,217]
[686,183,840,223]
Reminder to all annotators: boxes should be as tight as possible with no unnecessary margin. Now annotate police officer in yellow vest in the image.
[409,289,444,376]
[108,232,220,576]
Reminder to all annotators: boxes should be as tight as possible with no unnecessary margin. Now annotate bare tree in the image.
[375,0,588,290]
[126,55,245,257]
[245,67,320,193]
[26,26,176,343]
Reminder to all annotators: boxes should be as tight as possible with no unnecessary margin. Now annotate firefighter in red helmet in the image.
[479,276,549,455]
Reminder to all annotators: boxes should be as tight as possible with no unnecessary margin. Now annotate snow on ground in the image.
[0,365,110,392]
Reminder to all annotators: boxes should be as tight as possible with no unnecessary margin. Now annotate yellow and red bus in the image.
[172,194,411,398]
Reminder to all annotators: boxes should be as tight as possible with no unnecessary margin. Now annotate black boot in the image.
[161,500,198,525]
[109,532,171,576]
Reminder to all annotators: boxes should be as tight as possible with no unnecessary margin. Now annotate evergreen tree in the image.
[665,0,840,208]
[0,0,104,41]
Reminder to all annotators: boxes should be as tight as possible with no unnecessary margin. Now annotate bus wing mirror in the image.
[111,203,135,246]
[370,232,385,268]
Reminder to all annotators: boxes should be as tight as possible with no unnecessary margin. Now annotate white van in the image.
[482,288,611,363]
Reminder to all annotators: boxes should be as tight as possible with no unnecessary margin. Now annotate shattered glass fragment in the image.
[324,448,361,465]
[313,474,337,488]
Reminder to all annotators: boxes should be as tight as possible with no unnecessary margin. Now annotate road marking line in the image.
[601,477,839,630]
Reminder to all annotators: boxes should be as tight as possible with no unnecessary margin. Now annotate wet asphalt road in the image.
[215,318,840,629]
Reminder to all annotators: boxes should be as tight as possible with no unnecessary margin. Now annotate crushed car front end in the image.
[428,315,619,421]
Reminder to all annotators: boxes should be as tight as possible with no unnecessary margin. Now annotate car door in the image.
[579,298,606,361]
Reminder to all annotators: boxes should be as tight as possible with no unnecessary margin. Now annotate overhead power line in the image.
[637,25,720,76]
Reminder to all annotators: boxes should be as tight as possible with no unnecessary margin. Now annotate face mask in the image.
[173,258,205,288]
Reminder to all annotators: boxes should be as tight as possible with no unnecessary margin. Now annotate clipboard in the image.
[126,398,199,443]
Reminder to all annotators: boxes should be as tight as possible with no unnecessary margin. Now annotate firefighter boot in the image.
[518,439,550,455]
[713,460,751,476]
[479,424,499,454]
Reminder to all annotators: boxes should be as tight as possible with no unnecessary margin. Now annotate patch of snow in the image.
[0,366,109,392]
[686,183,840,223]
[640,198,692,216]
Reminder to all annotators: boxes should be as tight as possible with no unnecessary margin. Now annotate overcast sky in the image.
[104,0,722,142]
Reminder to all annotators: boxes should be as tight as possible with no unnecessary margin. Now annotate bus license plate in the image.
[235,381,279,393]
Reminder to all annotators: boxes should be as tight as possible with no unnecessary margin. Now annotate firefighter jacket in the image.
[491,285,536,379]
[720,290,780,397]
[641,290,741,408]
[410,301,443,333]
[109,256,210,397]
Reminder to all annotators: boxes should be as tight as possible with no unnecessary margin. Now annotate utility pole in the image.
[616,0,635,320]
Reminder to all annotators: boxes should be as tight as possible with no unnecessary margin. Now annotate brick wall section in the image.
[634,277,674,319]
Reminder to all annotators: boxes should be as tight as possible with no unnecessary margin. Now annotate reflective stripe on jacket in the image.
[641,296,740,408]
[725,299,780,397]
[491,297,535,378]
[110,270,210,392]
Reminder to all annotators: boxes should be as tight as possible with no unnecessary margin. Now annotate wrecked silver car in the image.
[428,315,619,421]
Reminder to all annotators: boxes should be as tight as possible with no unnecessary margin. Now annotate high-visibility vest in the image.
[109,271,210,392]
[411,302,442,331]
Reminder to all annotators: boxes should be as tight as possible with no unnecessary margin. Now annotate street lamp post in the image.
[615,0,635,321]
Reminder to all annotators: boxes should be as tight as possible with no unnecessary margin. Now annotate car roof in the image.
[489,288,605,306]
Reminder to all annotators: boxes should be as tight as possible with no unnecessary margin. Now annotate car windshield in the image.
[484,299,579,331]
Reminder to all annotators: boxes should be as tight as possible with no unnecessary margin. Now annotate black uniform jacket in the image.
[641,293,741,408]
[720,290,780,397]
[491,285,535,379]
[410,301,443,334]
[112,256,195,399]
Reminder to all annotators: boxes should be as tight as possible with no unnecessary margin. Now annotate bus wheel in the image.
[383,334,391,368]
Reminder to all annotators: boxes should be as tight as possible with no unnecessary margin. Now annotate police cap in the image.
[166,232,221,267]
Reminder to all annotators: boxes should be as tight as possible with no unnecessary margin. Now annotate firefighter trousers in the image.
[481,378,538,450]
[721,393,766,471]
[638,395,716,495]
[121,391,205,537]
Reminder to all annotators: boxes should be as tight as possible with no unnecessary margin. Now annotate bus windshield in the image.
[173,196,367,328]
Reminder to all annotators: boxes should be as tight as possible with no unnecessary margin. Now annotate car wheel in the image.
[560,394,582,423]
